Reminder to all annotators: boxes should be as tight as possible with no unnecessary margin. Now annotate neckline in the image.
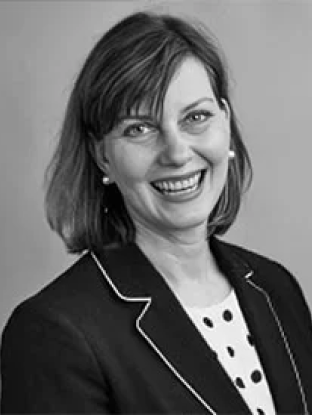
[185,288,235,313]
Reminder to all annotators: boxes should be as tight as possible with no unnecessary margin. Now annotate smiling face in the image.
[99,57,231,240]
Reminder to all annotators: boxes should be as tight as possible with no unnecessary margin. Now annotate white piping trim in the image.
[91,252,216,414]
[91,252,150,303]
[135,299,217,415]
[247,279,309,415]
[244,270,254,280]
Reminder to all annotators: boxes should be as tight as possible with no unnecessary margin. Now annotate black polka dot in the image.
[235,377,245,389]
[251,369,262,383]
[257,408,265,415]
[223,309,233,322]
[203,317,213,328]
[247,333,254,346]
[227,346,235,357]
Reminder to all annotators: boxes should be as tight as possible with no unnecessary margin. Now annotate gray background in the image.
[1,0,312,334]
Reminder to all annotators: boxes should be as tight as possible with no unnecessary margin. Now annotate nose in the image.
[158,128,192,167]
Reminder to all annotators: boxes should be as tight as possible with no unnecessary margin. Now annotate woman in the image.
[1,11,312,415]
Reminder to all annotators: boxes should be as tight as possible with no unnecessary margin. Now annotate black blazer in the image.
[1,237,312,414]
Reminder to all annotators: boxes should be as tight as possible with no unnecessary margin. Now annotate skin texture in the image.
[96,57,232,306]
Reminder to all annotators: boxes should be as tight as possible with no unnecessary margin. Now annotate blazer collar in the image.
[92,237,306,414]
[92,237,250,300]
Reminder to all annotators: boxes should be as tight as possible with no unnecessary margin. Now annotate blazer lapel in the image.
[93,243,252,414]
[211,238,306,414]
[137,266,252,414]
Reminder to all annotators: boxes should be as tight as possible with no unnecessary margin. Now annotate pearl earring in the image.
[102,176,110,185]
[228,150,235,159]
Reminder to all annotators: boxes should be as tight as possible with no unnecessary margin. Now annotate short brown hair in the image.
[45,11,252,254]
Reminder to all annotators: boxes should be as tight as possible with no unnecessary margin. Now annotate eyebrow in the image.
[117,97,215,123]
[117,114,153,124]
[181,97,215,113]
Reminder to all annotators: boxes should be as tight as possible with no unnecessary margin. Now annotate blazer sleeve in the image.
[1,300,111,414]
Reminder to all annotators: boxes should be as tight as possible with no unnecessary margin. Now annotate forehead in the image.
[126,57,215,118]
[163,57,216,109]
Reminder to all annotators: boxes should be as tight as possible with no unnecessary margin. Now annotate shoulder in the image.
[19,252,104,314]
[214,236,308,305]
[217,238,312,324]
[1,252,112,344]
[217,237,295,284]
[0,254,112,414]
[217,238,284,270]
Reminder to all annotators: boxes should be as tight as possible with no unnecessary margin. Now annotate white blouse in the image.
[185,289,276,415]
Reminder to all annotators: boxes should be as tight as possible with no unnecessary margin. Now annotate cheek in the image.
[202,123,231,164]
[106,142,152,186]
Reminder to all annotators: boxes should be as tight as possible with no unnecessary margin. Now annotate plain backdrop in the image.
[0,0,312,334]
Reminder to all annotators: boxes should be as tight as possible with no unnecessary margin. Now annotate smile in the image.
[151,170,205,195]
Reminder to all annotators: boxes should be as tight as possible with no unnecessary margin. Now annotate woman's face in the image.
[101,57,231,238]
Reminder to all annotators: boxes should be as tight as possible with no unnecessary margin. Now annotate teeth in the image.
[175,182,182,191]
[153,172,201,193]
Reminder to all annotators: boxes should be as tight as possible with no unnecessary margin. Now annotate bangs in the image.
[98,42,189,135]
[82,13,227,141]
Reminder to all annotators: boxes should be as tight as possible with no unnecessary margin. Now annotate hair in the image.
[45,11,252,254]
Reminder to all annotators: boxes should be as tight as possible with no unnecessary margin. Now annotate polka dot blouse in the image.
[185,289,276,415]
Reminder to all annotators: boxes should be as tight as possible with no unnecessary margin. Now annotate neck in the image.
[135,221,218,285]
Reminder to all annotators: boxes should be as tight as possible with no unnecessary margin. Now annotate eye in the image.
[185,110,212,124]
[123,122,154,138]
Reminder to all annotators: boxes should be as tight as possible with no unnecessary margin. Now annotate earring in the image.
[228,150,235,159]
[102,176,111,185]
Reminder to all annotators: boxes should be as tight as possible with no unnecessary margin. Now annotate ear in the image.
[92,139,113,181]
[220,98,231,121]
[220,98,231,137]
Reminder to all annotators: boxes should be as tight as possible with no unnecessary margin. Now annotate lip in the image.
[151,169,205,185]
[150,169,207,202]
